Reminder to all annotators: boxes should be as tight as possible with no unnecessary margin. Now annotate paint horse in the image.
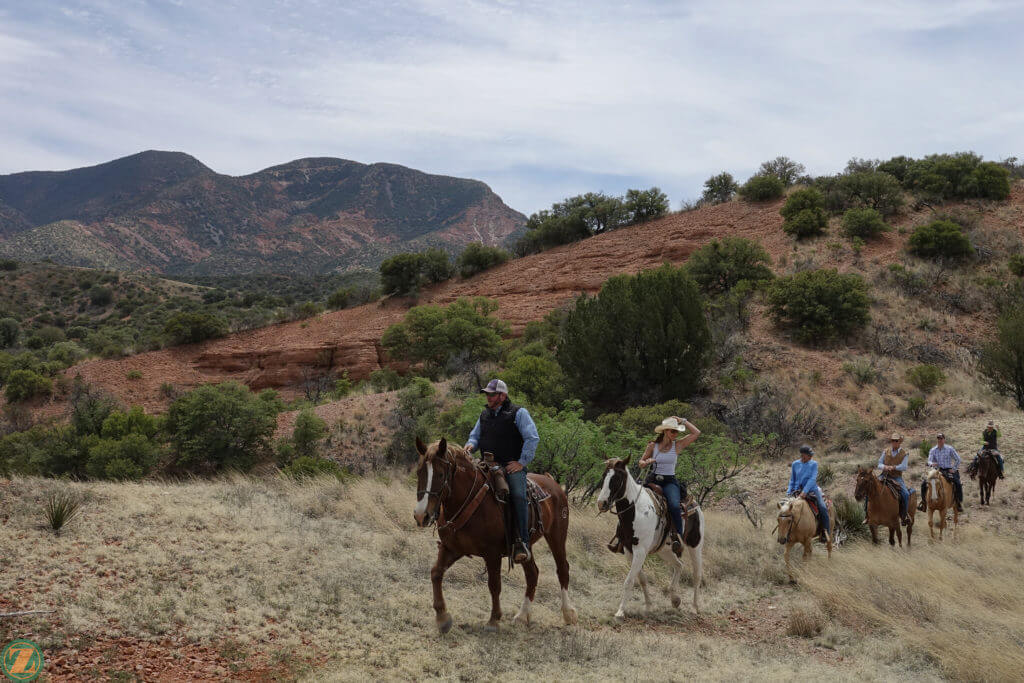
[776,496,834,583]
[923,467,958,540]
[596,456,704,618]
[854,466,917,548]
[413,438,577,633]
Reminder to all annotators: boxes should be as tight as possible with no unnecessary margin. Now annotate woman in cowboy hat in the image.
[608,416,702,555]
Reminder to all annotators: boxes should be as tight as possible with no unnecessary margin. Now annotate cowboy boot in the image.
[513,540,531,564]
[607,535,624,554]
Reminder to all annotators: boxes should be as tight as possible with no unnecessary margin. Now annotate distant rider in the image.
[787,445,830,543]
[464,379,539,564]
[972,420,1005,479]
[918,432,963,513]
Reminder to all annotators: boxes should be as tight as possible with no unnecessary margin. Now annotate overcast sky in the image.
[2,1,1023,213]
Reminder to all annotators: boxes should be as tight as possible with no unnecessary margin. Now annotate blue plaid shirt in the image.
[928,444,961,470]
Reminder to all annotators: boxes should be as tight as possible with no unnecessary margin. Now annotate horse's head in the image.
[596,455,631,512]
[776,498,798,545]
[853,466,873,502]
[414,436,451,527]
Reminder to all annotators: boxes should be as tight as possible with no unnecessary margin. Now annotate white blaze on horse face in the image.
[596,469,614,508]
[415,462,433,516]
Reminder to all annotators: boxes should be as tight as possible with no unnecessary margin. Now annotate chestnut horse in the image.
[971,449,999,506]
[923,468,958,540]
[413,438,577,633]
[854,467,917,548]
[776,497,833,583]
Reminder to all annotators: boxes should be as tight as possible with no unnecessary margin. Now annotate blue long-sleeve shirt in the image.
[928,444,961,470]
[787,459,820,496]
[466,407,540,467]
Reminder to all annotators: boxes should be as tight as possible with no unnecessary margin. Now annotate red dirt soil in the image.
[53,184,1024,413]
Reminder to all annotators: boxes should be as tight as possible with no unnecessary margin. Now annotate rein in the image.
[436,462,485,533]
[601,471,644,518]
[777,499,806,544]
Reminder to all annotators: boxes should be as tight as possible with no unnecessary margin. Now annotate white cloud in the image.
[1,0,1023,212]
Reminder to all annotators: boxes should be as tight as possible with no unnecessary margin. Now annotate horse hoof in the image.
[671,596,681,609]
[563,607,578,625]
[484,622,500,633]
[513,614,530,628]
[437,614,453,634]
[614,611,625,622]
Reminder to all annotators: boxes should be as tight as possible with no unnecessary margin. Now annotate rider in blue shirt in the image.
[787,445,830,543]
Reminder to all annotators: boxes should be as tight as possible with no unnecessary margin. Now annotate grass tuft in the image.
[45,490,82,535]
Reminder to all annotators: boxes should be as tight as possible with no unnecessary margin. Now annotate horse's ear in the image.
[621,454,632,467]
[437,437,447,457]
[416,437,427,457]
[777,501,783,509]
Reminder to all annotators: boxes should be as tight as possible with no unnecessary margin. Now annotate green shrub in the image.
[624,187,670,222]
[4,369,53,402]
[501,351,567,408]
[907,220,974,260]
[368,368,411,393]
[767,269,871,344]
[685,237,774,296]
[388,377,440,463]
[327,286,355,309]
[165,382,283,471]
[902,152,1011,202]
[841,208,890,240]
[0,318,20,348]
[906,396,926,420]
[780,188,828,239]
[86,433,159,480]
[979,306,1024,409]
[421,248,454,284]
[595,400,693,439]
[88,285,113,306]
[126,369,142,380]
[281,455,350,480]
[739,174,785,201]
[380,253,426,296]
[381,297,509,379]
[833,492,867,540]
[842,358,878,386]
[757,156,806,186]
[905,364,946,393]
[457,242,511,278]
[331,372,353,399]
[100,406,160,440]
[47,341,87,367]
[835,172,904,216]
[1009,254,1024,277]
[557,264,711,406]
[163,312,228,345]
[293,408,327,458]
[701,172,739,205]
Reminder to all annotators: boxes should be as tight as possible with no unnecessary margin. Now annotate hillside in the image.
[0,151,525,275]
[52,182,1024,416]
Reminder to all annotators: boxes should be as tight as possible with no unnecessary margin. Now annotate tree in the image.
[624,187,670,222]
[685,237,774,296]
[457,242,511,278]
[701,172,739,205]
[767,269,871,344]
[86,433,159,480]
[557,264,711,406]
[907,220,974,260]
[780,188,828,239]
[501,352,567,408]
[738,174,785,201]
[293,408,327,458]
[841,208,890,240]
[4,369,52,402]
[165,382,283,471]
[381,297,509,381]
[380,253,426,296]
[676,432,752,505]
[758,156,806,186]
[421,248,455,283]
[0,318,19,348]
[163,312,228,345]
[327,287,355,309]
[979,306,1024,409]
[835,172,904,216]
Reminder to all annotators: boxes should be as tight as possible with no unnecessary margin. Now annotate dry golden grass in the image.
[0,473,1013,680]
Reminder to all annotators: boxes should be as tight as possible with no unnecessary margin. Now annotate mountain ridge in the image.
[0,150,525,274]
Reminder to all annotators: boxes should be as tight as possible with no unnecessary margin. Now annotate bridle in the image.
[601,468,642,517]
[776,499,805,544]
[416,451,483,531]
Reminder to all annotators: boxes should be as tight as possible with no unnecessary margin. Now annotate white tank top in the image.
[652,440,678,475]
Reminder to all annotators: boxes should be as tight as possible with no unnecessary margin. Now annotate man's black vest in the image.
[478,400,524,466]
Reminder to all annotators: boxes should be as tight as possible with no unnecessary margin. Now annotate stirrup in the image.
[670,532,683,556]
[513,542,531,564]
[607,536,624,554]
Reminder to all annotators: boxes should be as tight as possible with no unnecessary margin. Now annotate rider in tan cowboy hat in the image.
[872,432,911,525]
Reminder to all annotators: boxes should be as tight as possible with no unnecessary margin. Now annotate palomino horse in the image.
[596,456,704,618]
[854,467,917,548]
[776,497,834,583]
[413,438,577,633]
[971,449,999,506]
[923,468,958,540]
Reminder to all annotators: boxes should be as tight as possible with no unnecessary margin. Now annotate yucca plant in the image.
[44,491,82,535]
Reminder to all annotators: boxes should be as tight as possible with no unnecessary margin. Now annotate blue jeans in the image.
[808,488,830,536]
[507,470,529,544]
[647,474,684,535]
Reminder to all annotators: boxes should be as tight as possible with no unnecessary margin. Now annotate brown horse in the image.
[776,497,834,583]
[923,468,958,540]
[413,437,577,633]
[854,467,917,548]
[972,449,999,506]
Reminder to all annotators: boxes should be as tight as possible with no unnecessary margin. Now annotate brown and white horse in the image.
[596,457,704,618]
[413,437,577,633]
[923,468,958,540]
[776,497,833,583]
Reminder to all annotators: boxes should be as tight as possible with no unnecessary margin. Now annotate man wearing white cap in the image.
[465,379,540,563]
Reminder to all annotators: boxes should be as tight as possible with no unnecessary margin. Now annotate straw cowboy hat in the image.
[889,432,903,442]
[654,417,687,435]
